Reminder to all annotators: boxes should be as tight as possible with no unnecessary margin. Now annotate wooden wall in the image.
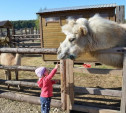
[40,8,116,61]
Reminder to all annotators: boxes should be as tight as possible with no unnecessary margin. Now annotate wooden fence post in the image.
[31,27,34,42]
[116,5,125,23]
[66,59,74,113]
[60,60,67,110]
[12,28,16,47]
[121,52,126,113]
[15,70,18,81]
[7,28,11,47]
[25,28,27,35]
[5,70,11,89]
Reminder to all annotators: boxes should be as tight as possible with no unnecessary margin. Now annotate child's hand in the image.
[55,64,59,69]
[55,80,60,84]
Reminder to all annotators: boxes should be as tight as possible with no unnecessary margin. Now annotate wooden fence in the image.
[11,28,40,48]
[0,48,126,113]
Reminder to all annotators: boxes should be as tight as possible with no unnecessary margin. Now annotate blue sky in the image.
[0,0,125,21]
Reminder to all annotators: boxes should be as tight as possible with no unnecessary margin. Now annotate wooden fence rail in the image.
[72,105,121,113]
[0,91,62,108]
[0,48,57,54]
[0,79,121,97]
[0,65,122,75]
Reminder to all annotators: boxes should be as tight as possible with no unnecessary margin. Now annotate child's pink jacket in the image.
[37,68,57,97]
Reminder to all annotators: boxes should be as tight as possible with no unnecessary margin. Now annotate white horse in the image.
[57,14,126,68]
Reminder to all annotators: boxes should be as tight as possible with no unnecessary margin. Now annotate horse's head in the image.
[57,18,89,60]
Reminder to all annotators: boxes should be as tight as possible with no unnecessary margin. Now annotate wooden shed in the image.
[0,21,13,47]
[0,21,13,28]
[37,4,125,62]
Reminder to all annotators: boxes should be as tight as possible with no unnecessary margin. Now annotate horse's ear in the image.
[62,19,75,35]
[79,26,88,36]
[62,24,73,35]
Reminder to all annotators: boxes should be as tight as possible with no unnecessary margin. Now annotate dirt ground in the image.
[0,55,122,113]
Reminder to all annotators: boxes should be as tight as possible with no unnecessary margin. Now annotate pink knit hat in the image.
[35,67,46,78]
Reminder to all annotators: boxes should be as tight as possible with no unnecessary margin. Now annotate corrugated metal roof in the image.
[37,3,117,14]
[0,21,8,27]
[0,21,12,28]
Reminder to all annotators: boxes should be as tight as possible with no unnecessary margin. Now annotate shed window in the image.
[67,15,83,20]
[90,13,108,18]
[45,17,60,22]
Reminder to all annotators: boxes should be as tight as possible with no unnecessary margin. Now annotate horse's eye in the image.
[69,38,76,42]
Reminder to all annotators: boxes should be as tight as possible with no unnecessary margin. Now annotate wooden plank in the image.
[43,22,61,26]
[69,59,74,107]
[0,48,57,54]
[15,70,18,80]
[0,80,60,89]
[43,38,64,41]
[121,52,126,113]
[0,65,60,74]
[72,104,120,113]
[73,67,122,75]
[60,60,67,110]
[0,91,62,108]
[7,28,11,47]
[5,70,11,80]
[18,43,40,47]
[12,38,41,41]
[43,30,62,32]
[43,26,62,29]
[0,78,121,97]
[12,34,40,37]
[74,87,121,97]
[43,34,65,37]
[40,17,43,48]
[66,59,74,113]
[66,59,70,113]
[116,6,125,23]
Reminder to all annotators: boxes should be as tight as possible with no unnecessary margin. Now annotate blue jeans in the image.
[40,97,51,113]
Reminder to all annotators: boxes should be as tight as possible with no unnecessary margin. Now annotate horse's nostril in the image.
[69,55,75,60]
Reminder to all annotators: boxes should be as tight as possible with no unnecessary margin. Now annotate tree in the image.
[35,7,47,29]
[11,20,36,29]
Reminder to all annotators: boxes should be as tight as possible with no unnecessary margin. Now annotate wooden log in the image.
[66,59,74,113]
[0,91,62,108]
[0,48,57,54]
[116,6,125,23]
[16,43,40,48]
[0,65,60,74]
[0,79,121,97]
[0,65,36,71]
[5,80,37,87]
[12,34,40,37]
[72,104,121,113]
[0,80,60,88]
[7,28,11,47]
[0,47,125,55]
[121,52,126,113]
[15,70,18,80]
[5,70,11,89]
[74,87,121,97]
[25,28,27,34]
[73,67,122,75]
[11,38,41,41]
[60,60,67,110]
